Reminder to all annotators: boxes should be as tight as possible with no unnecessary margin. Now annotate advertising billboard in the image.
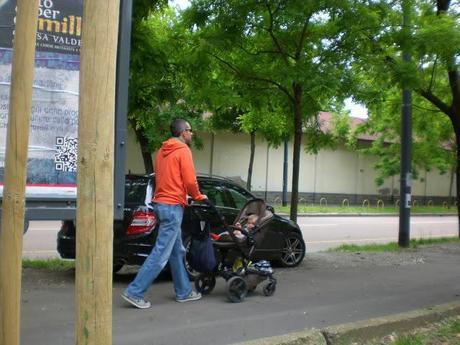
[0,0,83,197]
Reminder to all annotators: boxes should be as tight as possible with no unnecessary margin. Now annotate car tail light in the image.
[126,209,157,236]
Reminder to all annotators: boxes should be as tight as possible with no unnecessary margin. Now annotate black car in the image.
[57,174,306,274]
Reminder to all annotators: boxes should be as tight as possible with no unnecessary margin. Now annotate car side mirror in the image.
[266,205,275,213]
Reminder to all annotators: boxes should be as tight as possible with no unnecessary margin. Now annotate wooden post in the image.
[75,0,119,344]
[0,1,39,345]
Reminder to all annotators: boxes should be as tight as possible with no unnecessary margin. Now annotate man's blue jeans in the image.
[125,203,192,300]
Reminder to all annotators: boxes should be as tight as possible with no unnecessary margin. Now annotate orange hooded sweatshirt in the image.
[153,138,206,206]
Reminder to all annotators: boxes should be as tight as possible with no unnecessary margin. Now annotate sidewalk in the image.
[237,302,460,345]
[20,243,460,345]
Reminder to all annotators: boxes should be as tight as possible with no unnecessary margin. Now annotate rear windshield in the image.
[124,177,149,204]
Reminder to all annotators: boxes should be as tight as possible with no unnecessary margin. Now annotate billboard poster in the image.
[0,0,83,197]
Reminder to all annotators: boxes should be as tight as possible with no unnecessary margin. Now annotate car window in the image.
[198,180,254,210]
[199,182,233,208]
[226,184,252,210]
[125,178,148,204]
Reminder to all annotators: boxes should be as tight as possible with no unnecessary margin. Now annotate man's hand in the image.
[187,195,208,206]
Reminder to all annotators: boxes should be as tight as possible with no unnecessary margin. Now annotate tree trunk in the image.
[289,85,302,222]
[129,118,153,173]
[454,129,460,237]
[448,164,455,207]
[247,130,256,191]
[437,0,450,14]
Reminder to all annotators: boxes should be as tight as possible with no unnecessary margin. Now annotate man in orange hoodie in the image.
[122,119,207,309]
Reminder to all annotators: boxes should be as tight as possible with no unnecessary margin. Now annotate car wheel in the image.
[279,232,306,267]
[184,237,200,281]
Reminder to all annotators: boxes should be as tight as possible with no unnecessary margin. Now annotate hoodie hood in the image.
[159,138,188,157]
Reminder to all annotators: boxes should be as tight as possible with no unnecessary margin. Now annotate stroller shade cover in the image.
[233,198,273,242]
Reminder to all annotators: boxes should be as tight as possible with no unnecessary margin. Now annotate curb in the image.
[233,301,460,345]
[232,329,327,345]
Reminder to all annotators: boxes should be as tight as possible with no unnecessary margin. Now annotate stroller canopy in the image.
[234,199,273,227]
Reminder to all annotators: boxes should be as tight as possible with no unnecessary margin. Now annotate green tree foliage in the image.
[304,111,351,154]
[129,3,205,172]
[350,89,455,187]
[172,17,292,190]
[349,0,460,222]
[181,0,366,221]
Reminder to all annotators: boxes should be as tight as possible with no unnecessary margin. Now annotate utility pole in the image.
[75,0,119,343]
[0,1,39,345]
[399,0,412,248]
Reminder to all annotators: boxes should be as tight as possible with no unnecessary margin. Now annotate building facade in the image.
[125,127,456,207]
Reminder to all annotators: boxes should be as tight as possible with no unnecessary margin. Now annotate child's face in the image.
[247,218,257,229]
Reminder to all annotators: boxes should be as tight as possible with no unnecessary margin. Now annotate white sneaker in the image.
[121,292,151,309]
[176,291,202,303]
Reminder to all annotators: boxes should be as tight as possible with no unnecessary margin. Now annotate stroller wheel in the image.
[226,276,248,303]
[263,282,276,296]
[195,274,216,295]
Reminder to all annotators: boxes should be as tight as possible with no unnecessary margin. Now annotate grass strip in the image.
[330,237,460,252]
[275,205,458,214]
[365,316,460,344]
[22,258,75,271]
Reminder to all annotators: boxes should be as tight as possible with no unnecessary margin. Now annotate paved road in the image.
[21,243,460,345]
[23,216,459,258]
[23,220,61,259]
[299,216,458,252]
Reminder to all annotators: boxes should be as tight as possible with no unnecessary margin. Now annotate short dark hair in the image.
[170,119,187,137]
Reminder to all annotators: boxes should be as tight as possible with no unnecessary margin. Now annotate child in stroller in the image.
[214,213,258,242]
[194,199,277,303]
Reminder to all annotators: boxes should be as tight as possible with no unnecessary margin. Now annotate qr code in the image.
[54,136,78,172]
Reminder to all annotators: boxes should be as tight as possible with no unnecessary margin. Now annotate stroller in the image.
[192,198,277,303]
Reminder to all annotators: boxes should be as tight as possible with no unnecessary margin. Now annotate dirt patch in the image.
[22,267,75,287]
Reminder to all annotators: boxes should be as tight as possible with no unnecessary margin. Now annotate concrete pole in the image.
[0,1,39,345]
[75,0,119,343]
[398,0,412,248]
